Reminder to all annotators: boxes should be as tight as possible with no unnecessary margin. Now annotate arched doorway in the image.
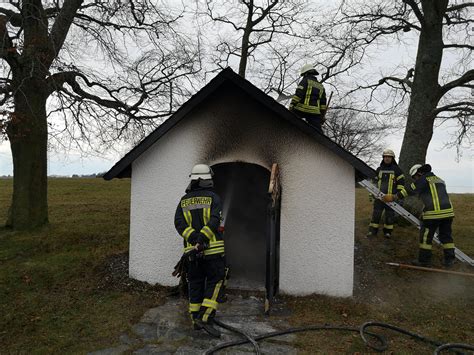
[212,162,279,292]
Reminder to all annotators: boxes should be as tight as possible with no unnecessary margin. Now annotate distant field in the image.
[0,179,472,353]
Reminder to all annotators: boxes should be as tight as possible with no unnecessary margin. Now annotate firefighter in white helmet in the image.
[288,64,327,133]
[383,163,456,267]
[174,164,225,337]
[367,149,406,238]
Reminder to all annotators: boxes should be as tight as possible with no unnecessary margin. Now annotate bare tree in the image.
[198,0,311,78]
[326,0,474,174]
[323,107,389,165]
[0,0,201,229]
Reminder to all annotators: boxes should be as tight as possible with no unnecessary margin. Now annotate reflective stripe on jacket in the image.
[374,162,406,195]
[398,172,454,220]
[174,188,225,256]
[289,74,327,115]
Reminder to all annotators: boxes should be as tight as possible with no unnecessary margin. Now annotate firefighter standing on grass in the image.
[367,149,406,238]
[174,164,225,338]
[383,164,456,267]
[289,64,327,133]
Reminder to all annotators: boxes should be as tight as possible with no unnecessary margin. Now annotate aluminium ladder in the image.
[359,179,474,267]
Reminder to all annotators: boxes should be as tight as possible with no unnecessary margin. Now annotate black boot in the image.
[443,258,455,268]
[412,249,432,267]
[410,259,431,267]
[443,248,456,268]
[366,227,378,238]
[194,319,221,338]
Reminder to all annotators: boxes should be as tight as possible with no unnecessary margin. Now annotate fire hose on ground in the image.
[206,320,474,355]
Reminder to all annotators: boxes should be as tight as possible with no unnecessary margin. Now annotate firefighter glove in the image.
[196,233,209,246]
[383,194,397,203]
[187,231,200,245]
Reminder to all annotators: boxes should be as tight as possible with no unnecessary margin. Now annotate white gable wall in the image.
[129,88,355,297]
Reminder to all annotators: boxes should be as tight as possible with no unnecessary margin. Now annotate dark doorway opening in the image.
[212,162,279,293]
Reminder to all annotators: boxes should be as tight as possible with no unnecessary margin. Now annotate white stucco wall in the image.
[129,88,355,297]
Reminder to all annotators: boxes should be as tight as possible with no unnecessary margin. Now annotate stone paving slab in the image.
[89,295,296,355]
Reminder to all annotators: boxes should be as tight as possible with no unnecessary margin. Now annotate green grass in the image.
[287,188,474,353]
[0,178,167,353]
[0,179,473,353]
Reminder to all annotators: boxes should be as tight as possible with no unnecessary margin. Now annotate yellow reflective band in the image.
[182,226,195,239]
[204,247,225,255]
[388,174,394,194]
[429,182,440,211]
[420,229,431,250]
[294,103,321,114]
[422,229,429,244]
[423,214,455,220]
[411,183,416,190]
[206,207,211,224]
[297,85,304,90]
[304,85,312,106]
[183,210,190,226]
[397,174,405,181]
[188,303,201,312]
[184,245,194,253]
[384,225,394,230]
[443,243,455,249]
[401,189,408,198]
[424,208,454,215]
[202,299,218,310]
[291,96,301,102]
[419,243,433,250]
[201,225,216,242]
[202,308,213,323]
[369,223,379,228]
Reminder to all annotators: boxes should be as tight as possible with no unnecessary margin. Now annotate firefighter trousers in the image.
[369,200,394,234]
[187,254,225,324]
[418,218,455,263]
[293,111,323,133]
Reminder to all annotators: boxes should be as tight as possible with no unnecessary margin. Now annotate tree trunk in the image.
[6,79,48,229]
[398,0,447,175]
[238,4,253,78]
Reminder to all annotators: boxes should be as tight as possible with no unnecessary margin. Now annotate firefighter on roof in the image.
[289,64,327,132]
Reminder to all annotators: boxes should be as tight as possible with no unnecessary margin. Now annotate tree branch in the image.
[403,0,425,24]
[433,101,474,116]
[252,0,278,26]
[49,0,84,62]
[443,43,474,50]
[446,2,474,12]
[0,15,20,65]
[440,69,474,95]
[0,6,22,27]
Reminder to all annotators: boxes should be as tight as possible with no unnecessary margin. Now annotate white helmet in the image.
[300,64,319,76]
[409,164,423,177]
[382,148,395,158]
[189,164,213,180]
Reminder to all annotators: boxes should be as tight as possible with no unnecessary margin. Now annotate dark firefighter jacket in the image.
[174,186,224,257]
[289,74,327,115]
[397,172,454,220]
[374,161,406,195]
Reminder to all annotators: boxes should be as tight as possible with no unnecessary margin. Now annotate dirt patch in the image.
[94,252,173,296]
